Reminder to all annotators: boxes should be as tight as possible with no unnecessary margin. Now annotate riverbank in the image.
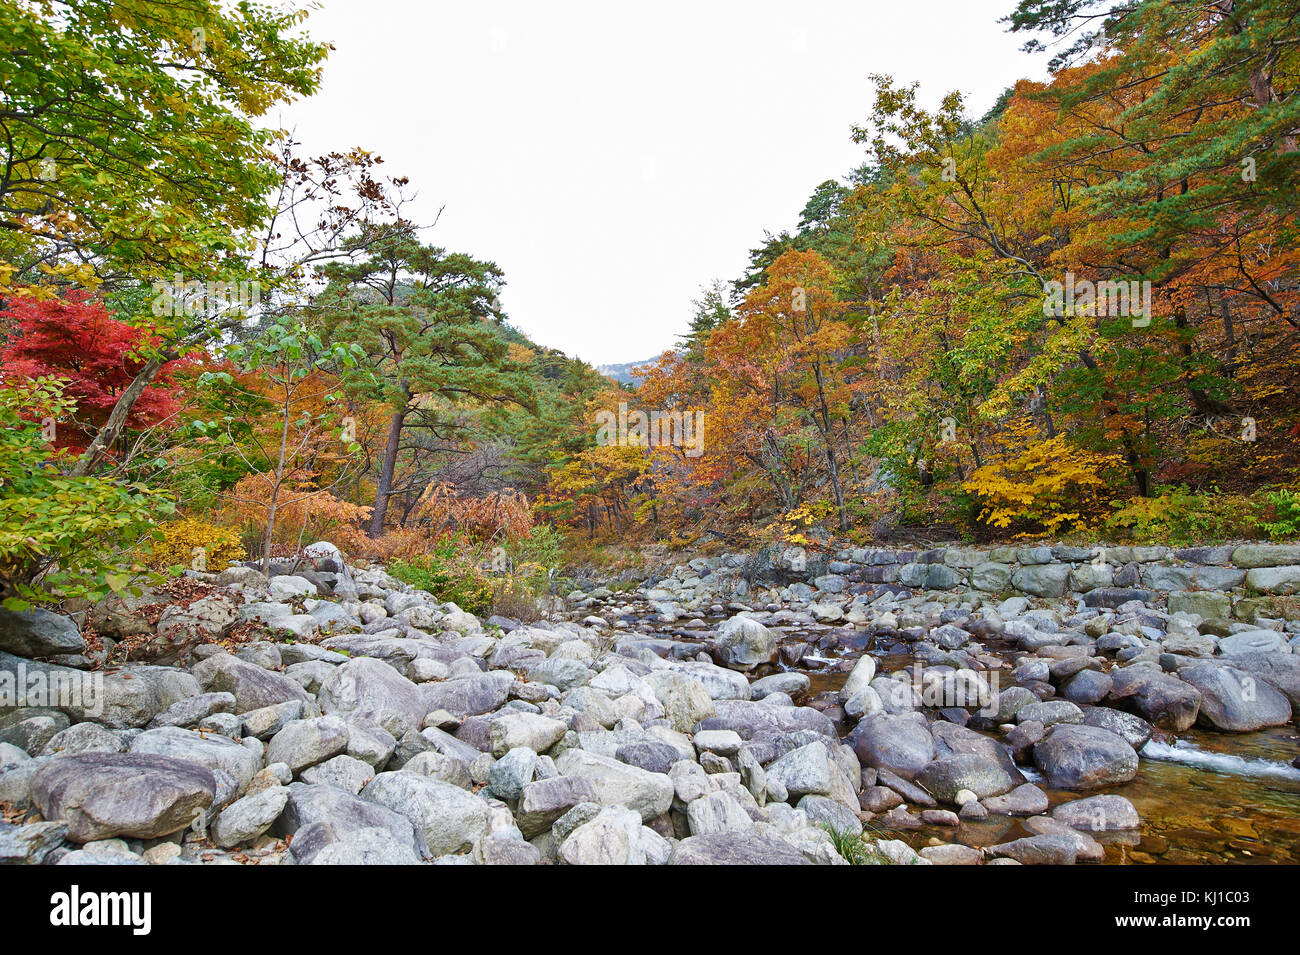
[1,539,1297,865]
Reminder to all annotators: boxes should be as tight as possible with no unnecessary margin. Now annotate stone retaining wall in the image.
[816,542,1300,623]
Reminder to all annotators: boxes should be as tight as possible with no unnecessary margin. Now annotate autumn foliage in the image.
[0,293,186,451]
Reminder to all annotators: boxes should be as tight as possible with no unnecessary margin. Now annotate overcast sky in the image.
[276,0,1051,365]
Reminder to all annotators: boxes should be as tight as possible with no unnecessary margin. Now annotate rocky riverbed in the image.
[1,540,1298,865]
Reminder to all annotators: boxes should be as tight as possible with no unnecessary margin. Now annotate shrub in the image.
[504,523,565,593]
[388,537,494,615]
[965,436,1124,536]
[489,579,544,622]
[145,518,246,572]
[0,376,170,608]
[226,473,371,555]
[1261,489,1300,541]
[1104,486,1267,544]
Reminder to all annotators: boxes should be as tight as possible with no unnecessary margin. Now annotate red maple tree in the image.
[0,292,187,451]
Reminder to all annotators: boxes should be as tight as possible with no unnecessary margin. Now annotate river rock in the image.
[1178,662,1293,731]
[1244,566,1300,595]
[1051,794,1140,831]
[280,782,427,861]
[714,616,777,670]
[210,785,290,847]
[1012,564,1071,598]
[848,711,936,779]
[419,671,514,718]
[686,789,754,835]
[1033,724,1138,789]
[193,653,313,714]
[265,715,350,772]
[0,609,83,657]
[983,782,1049,816]
[517,775,598,838]
[31,752,216,842]
[1219,629,1289,656]
[128,725,261,792]
[915,753,1013,803]
[1107,665,1201,731]
[360,771,489,855]
[555,749,674,821]
[668,829,812,865]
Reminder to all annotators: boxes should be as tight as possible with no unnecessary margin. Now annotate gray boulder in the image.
[361,771,489,855]
[318,657,427,738]
[1033,724,1138,789]
[192,653,313,714]
[265,716,350,772]
[1107,666,1201,731]
[30,752,215,842]
[848,711,936,779]
[0,609,83,657]
[915,753,1014,803]
[211,785,290,847]
[1179,662,1292,732]
[714,616,778,670]
[668,830,812,865]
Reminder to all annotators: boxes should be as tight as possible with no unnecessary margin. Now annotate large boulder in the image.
[419,672,514,718]
[0,609,83,657]
[915,753,1014,803]
[30,752,216,842]
[1218,629,1289,656]
[265,716,351,772]
[713,616,777,670]
[0,652,199,729]
[1231,544,1300,568]
[1033,724,1138,789]
[559,805,656,865]
[152,592,239,662]
[128,726,261,793]
[360,771,489,856]
[646,670,717,734]
[318,657,426,738]
[211,785,290,848]
[278,781,428,861]
[88,588,171,640]
[489,713,566,756]
[1051,794,1140,831]
[192,653,313,714]
[517,775,598,839]
[668,830,812,865]
[1011,564,1071,598]
[1178,662,1292,732]
[1219,651,1300,709]
[766,741,839,799]
[1107,665,1202,731]
[847,711,935,780]
[554,749,674,821]
[698,699,837,742]
[1243,566,1300,595]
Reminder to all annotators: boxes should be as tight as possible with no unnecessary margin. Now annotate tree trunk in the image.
[368,407,405,537]
[811,361,848,531]
[261,390,294,573]
[67,358,163,476]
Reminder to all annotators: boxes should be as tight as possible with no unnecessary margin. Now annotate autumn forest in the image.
[1,0,1298,617]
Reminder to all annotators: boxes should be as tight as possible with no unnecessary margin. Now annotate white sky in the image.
[276,0,1051,365]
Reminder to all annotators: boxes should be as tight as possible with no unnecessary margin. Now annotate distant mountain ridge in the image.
[596,357,660,385]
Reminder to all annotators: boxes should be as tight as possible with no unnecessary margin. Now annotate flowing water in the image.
[630,614,1300,864]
